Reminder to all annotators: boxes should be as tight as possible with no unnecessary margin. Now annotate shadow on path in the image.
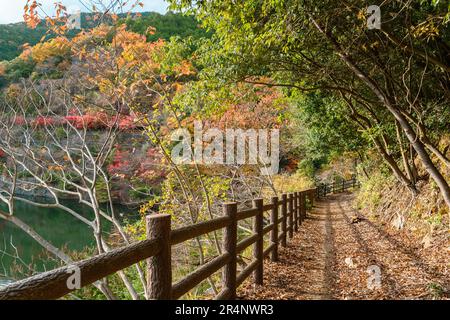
[238,193,449,300]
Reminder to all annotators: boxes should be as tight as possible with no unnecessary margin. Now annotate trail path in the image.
[239,193,449,300]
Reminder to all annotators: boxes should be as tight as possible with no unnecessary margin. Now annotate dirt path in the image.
[238,193,449,300]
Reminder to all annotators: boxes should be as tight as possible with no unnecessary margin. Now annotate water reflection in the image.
[0,198,136,281]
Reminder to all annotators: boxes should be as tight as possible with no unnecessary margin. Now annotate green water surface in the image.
[0,199,136,283]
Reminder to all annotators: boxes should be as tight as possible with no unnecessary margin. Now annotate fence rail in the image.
[316,177,360,198]
[0,178,358,300]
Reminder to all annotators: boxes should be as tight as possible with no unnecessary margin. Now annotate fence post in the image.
[299,191,304,224]
[342,179,345,192]
[253,198,264,285]
[222,202,237,299]
[293,192,299,232]
[270,197,279,262]
[281,194,287,247]
[146,214,172,300]
[288,193,294,239]
[303,192,308,220]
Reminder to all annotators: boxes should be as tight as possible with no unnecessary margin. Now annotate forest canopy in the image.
[0,11,208,62]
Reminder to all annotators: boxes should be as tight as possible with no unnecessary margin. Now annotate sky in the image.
[0,0,169,24]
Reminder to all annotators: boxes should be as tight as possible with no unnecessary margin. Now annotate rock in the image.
[351,214,365,224]
[345,257,356,268]
[421,234,433,249]
[391,214,405,229]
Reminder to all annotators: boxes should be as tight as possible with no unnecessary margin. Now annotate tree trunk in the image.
[410,145,419,182]
[396,121,415,186]
[310,17,450,210]
[344,98,416,192]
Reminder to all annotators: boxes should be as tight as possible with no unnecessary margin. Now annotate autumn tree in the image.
[168,0,450,210]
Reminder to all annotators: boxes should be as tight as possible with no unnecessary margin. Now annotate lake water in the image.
[0,199,137,283]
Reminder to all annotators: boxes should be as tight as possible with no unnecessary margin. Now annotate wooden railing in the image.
[0,182,355,300]
[316,177,360,198]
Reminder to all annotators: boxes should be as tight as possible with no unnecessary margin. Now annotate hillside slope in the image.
[0,11,207,62]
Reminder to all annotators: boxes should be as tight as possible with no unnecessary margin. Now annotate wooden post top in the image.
[146,213,171,220]
[223,202,238,206]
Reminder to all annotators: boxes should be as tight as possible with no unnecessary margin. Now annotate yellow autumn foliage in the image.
[31,37,71,64]
[0,62,6,76]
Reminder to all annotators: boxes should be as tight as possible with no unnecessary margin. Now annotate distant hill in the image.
[124,11,210,42]
[0,11,209,62]
[0,23,48,61]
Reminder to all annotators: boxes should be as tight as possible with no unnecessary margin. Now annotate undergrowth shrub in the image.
[355,160,449,239]
[356,170,395,212]
[268,171,315,196]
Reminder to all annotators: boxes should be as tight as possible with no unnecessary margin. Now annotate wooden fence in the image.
[316,177,360,198]
[0,178,357,300]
